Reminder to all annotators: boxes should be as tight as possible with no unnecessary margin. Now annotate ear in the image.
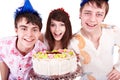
[102,19,104,22]
[79,14,81,19]
[15,28,18,33]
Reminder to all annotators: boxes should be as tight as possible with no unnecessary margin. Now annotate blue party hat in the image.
[14,0,38,18]
[80,0,88,7]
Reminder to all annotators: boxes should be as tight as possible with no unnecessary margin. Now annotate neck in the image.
[16,40,34,56]
[54,41,62,50]
[81,28,102,49]
[81,28,102,40]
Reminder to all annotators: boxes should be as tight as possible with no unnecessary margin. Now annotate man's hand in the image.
[107,68,120,80]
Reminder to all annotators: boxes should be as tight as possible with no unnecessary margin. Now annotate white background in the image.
[0,0,120,38]
[0,0,120,79]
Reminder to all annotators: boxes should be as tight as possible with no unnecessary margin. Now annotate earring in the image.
[79,16,81,19]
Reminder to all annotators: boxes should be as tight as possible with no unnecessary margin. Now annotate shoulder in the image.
[0,36,16,46]
[71,31,84,42]
[68,32,85,54]
[101,24,119,30]
[101,24,120,33]
[35,40,47,50]
[39,33,44,42]
[69,31,85,47]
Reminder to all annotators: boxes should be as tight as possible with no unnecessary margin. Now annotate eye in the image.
[60,23,65,26]
[21,27,26,31]
[96,13,103,17]
[33,28,39,32]
[85,12,90,14]
[50,23,56,27]
[84,12,91,16]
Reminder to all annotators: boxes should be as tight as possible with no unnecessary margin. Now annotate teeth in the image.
[55,33,61,36]
[87,23,96,27]
[25,39,33,42]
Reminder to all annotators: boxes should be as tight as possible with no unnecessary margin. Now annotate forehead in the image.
[17,17,27,23]
[51,19,64,23]
[17,18,38,28]
[82,2,106,13]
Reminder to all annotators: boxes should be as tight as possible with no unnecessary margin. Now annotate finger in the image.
[107,73,116,80]
[109,73,120,80]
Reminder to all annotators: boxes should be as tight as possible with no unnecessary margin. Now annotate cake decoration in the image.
[33,49,75,59]
[30,49,82,79]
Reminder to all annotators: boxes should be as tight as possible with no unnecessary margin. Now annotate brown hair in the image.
[80,0,109,17]
[45,8,72,50]
[15,12,42,31]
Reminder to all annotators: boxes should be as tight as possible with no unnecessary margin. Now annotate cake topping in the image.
[33,49,75,59]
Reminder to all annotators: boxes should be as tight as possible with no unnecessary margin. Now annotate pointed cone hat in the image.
[14,0,38,18]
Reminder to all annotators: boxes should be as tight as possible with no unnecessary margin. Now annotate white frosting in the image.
[32,55,77,75]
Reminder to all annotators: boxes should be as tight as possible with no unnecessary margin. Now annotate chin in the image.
[55,38,62,41]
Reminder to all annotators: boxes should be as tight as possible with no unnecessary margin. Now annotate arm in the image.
[0,62,9,80]
[113,26,120,72]
[107,25,120,80]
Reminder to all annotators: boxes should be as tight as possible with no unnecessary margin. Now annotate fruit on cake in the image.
[32,49,78,76]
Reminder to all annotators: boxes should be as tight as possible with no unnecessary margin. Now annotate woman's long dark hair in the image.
[45,8,72,50]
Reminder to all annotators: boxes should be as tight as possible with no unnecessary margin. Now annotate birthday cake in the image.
[31,49,82,79]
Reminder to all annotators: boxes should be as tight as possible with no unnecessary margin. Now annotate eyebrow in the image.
[19,25,39,29]
[19,25,27,28]
[83,10,92,12]
[84,10,104,14]
[97,12,104,14]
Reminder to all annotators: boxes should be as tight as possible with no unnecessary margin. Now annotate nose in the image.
[55,26,60,31]
[26,30,33,37]
[90,14,96,22]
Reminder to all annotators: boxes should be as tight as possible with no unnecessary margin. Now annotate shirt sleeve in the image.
[68,37,81,54]
[0,47,3,62]
[112,25,120,72]
[0,56,3,62]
